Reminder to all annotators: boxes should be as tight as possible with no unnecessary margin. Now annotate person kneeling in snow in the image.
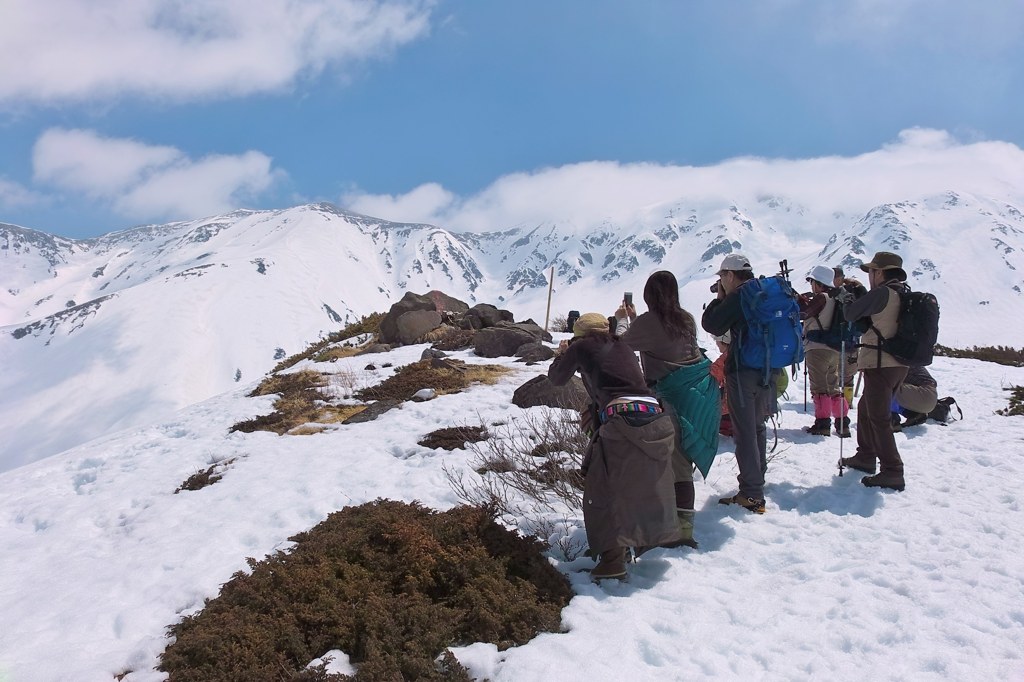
[548,312,682,581]
[891,366,938,430]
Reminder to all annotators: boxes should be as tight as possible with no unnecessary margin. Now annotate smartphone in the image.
[624,291,633,306]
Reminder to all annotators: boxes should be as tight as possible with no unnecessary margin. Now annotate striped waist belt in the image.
[601,400,663,423]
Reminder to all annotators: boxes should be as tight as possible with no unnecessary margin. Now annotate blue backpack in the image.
[737,275,805,384]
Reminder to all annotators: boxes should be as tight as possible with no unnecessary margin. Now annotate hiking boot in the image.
[803,418,832,436]
[862,472,906,492]
[661,508,698,549]
[902,410,927,428]
[718,494,766,514]
[890,413,903,432]
[840,454,876,474]
[591,547,627,581]
[834,416,851,438]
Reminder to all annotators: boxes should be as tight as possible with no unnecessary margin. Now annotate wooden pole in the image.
[544,266,555,333]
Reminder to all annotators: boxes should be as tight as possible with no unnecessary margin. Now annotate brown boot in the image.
[862,471,905,491]
[591,547,627,581]
[840,454,876,474]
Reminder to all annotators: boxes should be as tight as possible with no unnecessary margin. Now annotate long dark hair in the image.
[643,270,695,339]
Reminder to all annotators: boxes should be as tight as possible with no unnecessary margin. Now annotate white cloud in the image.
[0,0,434,104]
[0,177,41,210]
[344,182,456,224]
[341,129,1024,236]
[32,128,280,220]
[33,129,182,197]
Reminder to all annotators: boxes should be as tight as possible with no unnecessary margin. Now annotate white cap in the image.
[806,265,835,287]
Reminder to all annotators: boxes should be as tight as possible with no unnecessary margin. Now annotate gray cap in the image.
[717,253,752,275]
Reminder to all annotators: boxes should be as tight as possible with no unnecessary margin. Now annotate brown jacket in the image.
[847,281,904,369]
[617,311,702,385]
[582,412,681,555]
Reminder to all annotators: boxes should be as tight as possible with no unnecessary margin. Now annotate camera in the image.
[710,281,719,293]
[623,291,632,305]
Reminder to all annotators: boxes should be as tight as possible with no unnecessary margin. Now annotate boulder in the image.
[473,323,539,358]
[420,347,448,361]
[511,375,589,410]
[513,342,555,364]
[463,303,503,329]
[378,292,436,344]
[425,290,470,314]
[396,309,442,345]
[378,291,469,344]
[342,400,401,424]
[514,319,553,343]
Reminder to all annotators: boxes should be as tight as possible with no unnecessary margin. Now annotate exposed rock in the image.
[412,388,437,402]
[511,375,588,410]
[462,303,503,330]
[515,319,553,343]
[396,309,442,345]
[379,291,469,344]
[420,347,448,361]
[514,342,555,364]
[342,400,400,424]
[473,324,540,358]
[378,292,436,344]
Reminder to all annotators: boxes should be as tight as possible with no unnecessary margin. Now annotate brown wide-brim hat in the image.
[859,251,907,281]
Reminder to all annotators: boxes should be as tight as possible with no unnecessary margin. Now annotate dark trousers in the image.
[856,366,908,475]
[726,369,777,500]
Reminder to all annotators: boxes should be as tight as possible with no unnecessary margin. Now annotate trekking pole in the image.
[803,362,808,413]
[543,266,554,334]
[838,330,846,476]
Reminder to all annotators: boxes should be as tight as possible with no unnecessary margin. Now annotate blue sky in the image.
[1,0,1023,239]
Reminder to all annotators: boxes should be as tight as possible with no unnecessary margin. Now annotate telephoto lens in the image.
[710,282,719,293]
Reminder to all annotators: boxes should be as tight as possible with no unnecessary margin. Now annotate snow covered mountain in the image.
[2,191,1023,471]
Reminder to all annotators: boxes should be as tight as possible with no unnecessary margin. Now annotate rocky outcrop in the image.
[511,375,588,410]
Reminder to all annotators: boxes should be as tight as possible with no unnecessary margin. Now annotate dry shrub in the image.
[313,346,364,363]
[547,314,567,333]
[444,409,588,517]
[418,426,489,451]
[274,313,385,372]
[231,371,329,435]
[175,458,237,493]
[158,500,572,682]
[934,344,1024,367]
[356,360,510,403]
[429,328,476,352]
[997,385,1024,416]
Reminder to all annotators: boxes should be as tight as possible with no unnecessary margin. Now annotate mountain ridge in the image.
[2,190,1022,471]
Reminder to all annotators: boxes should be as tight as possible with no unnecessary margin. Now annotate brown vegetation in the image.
[356,360,511,403]
[934,344,1024,367]
[158,500,573,682]
[273,313,385,373]
[418,426,489,451]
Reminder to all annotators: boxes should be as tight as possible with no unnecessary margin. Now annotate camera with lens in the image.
[710,281,719,293]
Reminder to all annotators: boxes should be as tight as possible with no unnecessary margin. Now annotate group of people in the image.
[548,251,936,582]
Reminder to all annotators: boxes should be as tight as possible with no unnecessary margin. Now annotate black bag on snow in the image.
[875,286,940,366]
[928,397,962,424]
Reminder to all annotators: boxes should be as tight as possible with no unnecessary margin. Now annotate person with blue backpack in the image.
[701,254,804,513]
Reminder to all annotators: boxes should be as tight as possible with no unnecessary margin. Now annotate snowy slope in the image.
[3,191,1024,471]
[0,341,1021,681]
